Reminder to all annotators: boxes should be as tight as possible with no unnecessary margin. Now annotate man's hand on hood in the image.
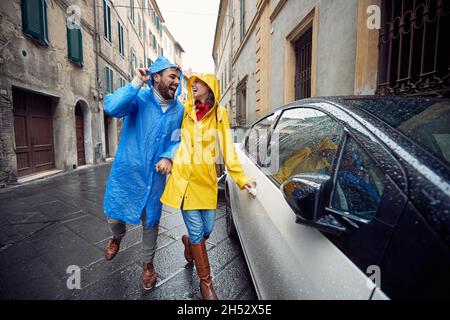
[135,68,151,83]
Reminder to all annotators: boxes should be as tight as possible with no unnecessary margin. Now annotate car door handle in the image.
[247,188,257,199]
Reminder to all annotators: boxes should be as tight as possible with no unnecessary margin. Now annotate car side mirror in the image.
[281,174,346,235]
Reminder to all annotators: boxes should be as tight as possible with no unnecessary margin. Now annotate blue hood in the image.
[147,56,183,98]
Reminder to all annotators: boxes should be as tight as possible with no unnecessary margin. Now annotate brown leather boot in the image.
[191,240,218,300]
[104,237,121,261]
[142,262,157,290]
[182,235,193,263]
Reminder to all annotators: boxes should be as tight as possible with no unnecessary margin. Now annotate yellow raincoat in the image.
[274,140,338,183]
[161,74,252,210]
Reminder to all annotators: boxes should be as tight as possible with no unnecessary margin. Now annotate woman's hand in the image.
[244,180,257,198]
[244,179,256,191]
[155,158,172,175]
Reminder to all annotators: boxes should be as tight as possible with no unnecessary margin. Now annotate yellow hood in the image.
[317,139,338,151]
[187,74,221,108]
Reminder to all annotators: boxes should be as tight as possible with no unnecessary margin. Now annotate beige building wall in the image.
[213,0,379,129]
[213,0,234,115]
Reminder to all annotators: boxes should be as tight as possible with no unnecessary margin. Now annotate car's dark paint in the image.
[380,201,450,299]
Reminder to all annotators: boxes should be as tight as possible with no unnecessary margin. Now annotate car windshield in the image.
[343,98,450,167]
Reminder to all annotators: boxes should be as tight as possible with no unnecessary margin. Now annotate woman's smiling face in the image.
[191,78,210,101]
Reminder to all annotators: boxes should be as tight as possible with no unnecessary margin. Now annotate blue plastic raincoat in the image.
[103,56,184,228]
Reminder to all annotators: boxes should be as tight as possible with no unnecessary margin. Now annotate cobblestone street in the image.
[0,164,257,300]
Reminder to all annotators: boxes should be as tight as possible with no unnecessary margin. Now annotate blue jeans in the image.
[181,209,216,244]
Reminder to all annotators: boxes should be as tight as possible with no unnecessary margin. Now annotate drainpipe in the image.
[143,3,147,68]
[93,0,103,163]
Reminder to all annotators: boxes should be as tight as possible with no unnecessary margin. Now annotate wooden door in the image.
[13,89,55,176]
[75,105,86,166]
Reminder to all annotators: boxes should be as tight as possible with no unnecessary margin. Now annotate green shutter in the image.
[103,1,107,38]
[108,6,112,41]
[118,22,124,55]
[117,22,121,54]
[104,67,109,93]
[104,1,111,41]
[104,67,113,93]
[67,27,83,65]
[121,24,124,55]
[21,0,48,45]
[104,67,108,93]
[103,0,108,38]
[110,69,114,92]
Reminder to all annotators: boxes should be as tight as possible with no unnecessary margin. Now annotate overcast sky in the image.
[157,0,220,74]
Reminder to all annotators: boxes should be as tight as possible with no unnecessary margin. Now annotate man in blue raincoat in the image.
[102,56,184,290]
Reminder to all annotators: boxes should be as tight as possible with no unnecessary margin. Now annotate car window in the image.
[268,107,344,185]
[232,126,249,143]
[331,136,386,222]
[245,113,279,166]
[344,99,450,167]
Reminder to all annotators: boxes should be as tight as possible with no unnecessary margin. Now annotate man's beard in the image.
[156,82,175,100]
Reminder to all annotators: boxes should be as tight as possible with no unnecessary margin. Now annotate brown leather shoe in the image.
[182,235,193,263]
[104,237,121,261]
[191,240,218,300]
[142,262,157,290]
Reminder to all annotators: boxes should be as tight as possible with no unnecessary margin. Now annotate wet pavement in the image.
[0,164,257,300]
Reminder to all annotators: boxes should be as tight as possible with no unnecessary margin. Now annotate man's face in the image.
[153,67,180,100]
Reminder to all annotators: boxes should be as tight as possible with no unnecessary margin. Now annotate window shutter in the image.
[104,67,109,93]
[110,69,114,92]
[130,0,135,23]
[103,1,107,37]
[117,22,121,54]
[107,5,112,42]
[21,0,48,45]
[67,27,83,65]
[104,67,113,93]
[103,1,111,41]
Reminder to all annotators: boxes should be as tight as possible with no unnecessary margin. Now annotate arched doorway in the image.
[75,103,86,166]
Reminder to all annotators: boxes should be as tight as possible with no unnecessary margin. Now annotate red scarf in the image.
[195,102,211,121]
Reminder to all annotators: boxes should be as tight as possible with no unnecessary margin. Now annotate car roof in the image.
[268,96,450,167]
[272,95,450,113]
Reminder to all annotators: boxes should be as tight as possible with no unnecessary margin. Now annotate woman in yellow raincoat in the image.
[161,74,255,300]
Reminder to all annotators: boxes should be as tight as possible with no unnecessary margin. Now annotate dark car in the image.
[225,96,450,299]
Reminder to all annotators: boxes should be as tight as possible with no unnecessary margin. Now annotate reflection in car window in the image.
[331,136,385,221]
[269,108,344,185]
[246,113,278,166]
[344,98,450,167]
[232,126,249,143]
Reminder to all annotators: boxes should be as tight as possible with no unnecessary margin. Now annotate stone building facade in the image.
[0,0,181,184]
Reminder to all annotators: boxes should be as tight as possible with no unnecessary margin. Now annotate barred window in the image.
[377,0,450,97]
